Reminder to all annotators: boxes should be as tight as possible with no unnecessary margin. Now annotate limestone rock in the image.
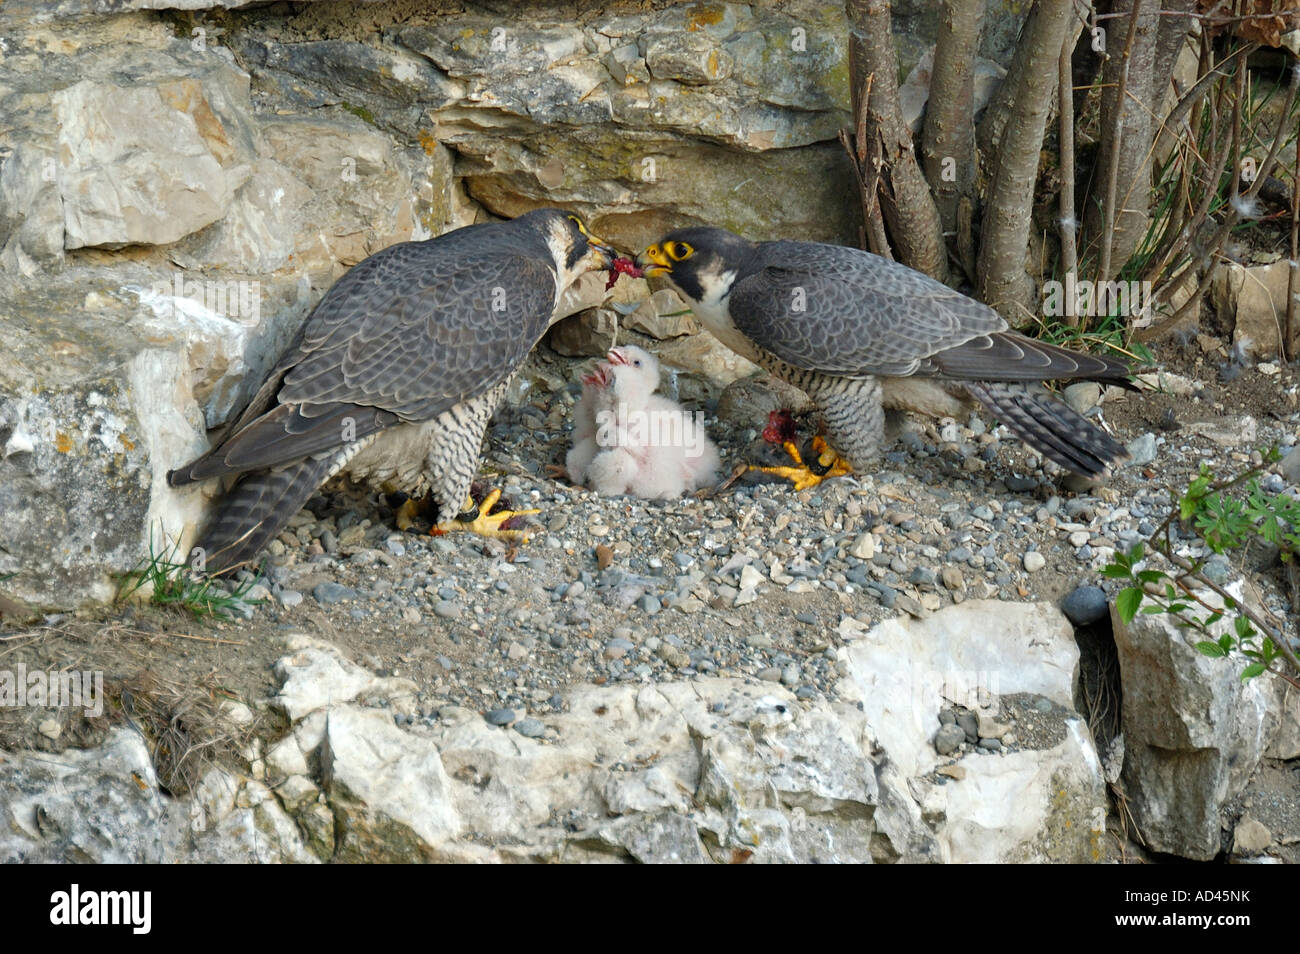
[656,332,761,387]
[1212,261,1299,360]
[1112,583,1286,860]
[321,706,467,862]
[837,600,1107,863]
[624,289,699,340]
[546,308,620,358]
[1231,816,1273,856]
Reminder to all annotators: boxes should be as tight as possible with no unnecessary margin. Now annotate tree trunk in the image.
[846,0,949,281]
[921,0,984,279]
[1086,0,1194,279]
[976,0,1076,318]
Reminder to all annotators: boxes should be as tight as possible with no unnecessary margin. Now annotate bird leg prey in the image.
[168,209,617,574]
[750,410,852,491]
[637,228,1133,487]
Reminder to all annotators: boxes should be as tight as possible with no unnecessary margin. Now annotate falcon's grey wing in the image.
[729,242,1130,384]
[169,234,557,484]
[727,242,1007,377]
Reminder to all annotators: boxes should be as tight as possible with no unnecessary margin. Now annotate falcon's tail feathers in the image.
[965,381,1128,478]
[195,455,338,576]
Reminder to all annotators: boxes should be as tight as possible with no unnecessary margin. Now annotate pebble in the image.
[1127,433,1158,467]
[934,724,966,755]
[278,590,303,608]
[1023,551,1046,573]
[956,711,978,743]
[849,533,876,560]
[514,718,545,738]
[757,667,782,682]
[604,638,634,659]
[1203,555,1231,584]
[1280,446,1300,484]
[1261,472,1286,494]
[485,708,515,726]
[312,582,357,605]
[1064,381,1101,415]
[739,564,764,591]
[433,600,462,620]
[1062,585,1108,626]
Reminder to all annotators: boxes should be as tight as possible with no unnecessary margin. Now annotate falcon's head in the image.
[520,208,618,289]
[637,227,756,306]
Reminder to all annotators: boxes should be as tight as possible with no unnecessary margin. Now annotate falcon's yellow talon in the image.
[394,497,421,531]
[432,487,540,542]
[748,437,852,491]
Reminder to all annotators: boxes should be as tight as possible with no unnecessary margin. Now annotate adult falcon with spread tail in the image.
[170,209,617,574]
[638,228,1131,487]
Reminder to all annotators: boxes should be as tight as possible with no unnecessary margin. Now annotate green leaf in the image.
[1136,570,1166,584]
[1100,564,1132,579]
[1240,663,1266,681]
[1116,587,1144,623]
[1196,641,1228,658]
[1233,615,1253,640]
[1219,633,1233,653]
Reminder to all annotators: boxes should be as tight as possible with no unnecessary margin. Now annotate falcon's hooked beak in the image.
[586,234,617,269]
[637,244,672,277]
[606,348,629,366]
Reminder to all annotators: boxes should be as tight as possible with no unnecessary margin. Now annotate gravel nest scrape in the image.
[197,357,1300,735]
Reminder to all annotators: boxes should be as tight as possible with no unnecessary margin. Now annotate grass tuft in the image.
[117,529,263,621]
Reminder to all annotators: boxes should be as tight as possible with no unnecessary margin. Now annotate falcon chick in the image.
[169,208,616,573]
[567,345,719,499]
[638,229,1131,486]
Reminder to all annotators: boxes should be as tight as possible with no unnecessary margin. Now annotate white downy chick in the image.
[580,345,720,499]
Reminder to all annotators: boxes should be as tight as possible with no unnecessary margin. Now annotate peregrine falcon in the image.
[637,228,1131,486]
[169,208,616,574]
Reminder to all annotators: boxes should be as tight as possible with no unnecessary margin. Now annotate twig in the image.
[1139,462,1300,679]
[1098,0,1145,284]
[1059,19,1079,327]
[1289,95,1299,362]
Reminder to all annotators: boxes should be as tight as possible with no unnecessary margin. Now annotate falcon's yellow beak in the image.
[586,233,616,269]
[637,244,672,277]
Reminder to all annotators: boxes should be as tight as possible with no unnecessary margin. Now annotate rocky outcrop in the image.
[1212,260,1300,361]
[1111,584,1287,860]
[0,0,883,609]
[0,603,1108,863]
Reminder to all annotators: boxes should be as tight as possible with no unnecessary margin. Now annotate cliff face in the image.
[0,0,886,608]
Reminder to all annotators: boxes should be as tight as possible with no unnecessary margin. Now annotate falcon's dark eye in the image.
[566,214,588,236]
[665,242,694,261]
[633,359,642,367]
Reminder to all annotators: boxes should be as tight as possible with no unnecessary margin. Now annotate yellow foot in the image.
[394,496,423,532]
[749,439,852,491]
[432,489,540,542]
